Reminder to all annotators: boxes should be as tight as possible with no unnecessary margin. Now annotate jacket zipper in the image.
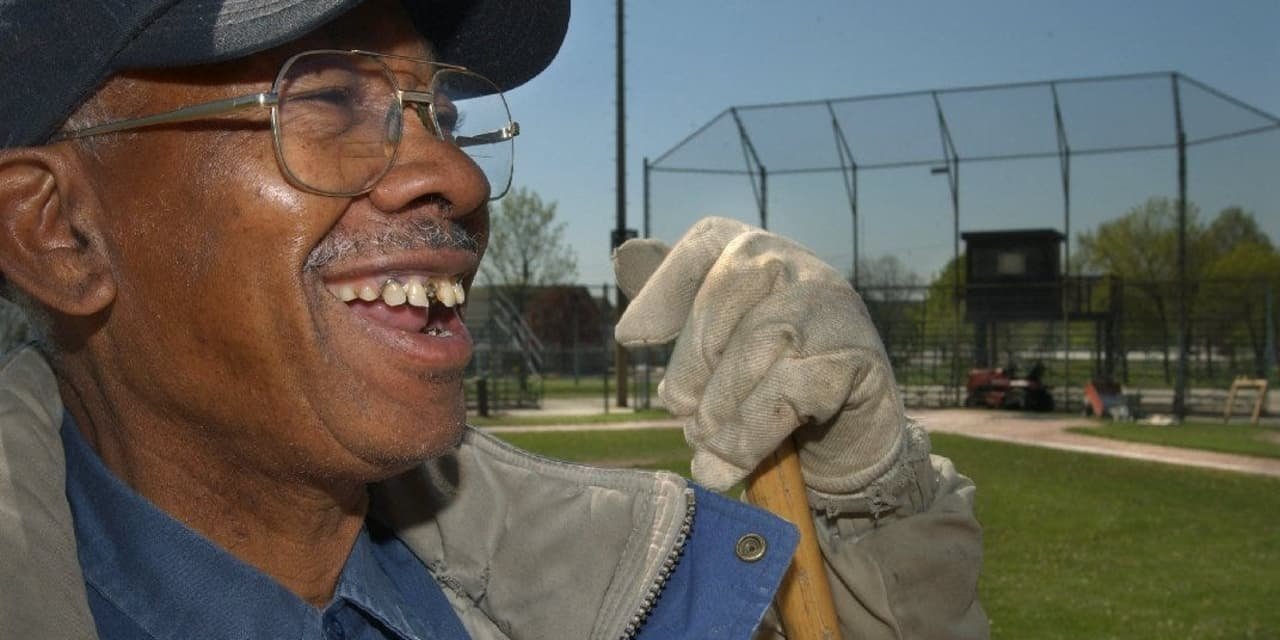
[619,488,697,640]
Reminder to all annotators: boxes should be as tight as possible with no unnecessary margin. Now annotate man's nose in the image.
[365,117,490,217]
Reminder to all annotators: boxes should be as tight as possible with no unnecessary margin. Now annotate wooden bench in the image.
[1223,377,1268,425]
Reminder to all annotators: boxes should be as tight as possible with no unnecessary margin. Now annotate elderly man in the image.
[0,0,986,638]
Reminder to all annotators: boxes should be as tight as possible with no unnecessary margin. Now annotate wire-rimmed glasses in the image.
[54,49,518,200]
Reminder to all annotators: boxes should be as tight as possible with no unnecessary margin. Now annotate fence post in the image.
[1267,287,1276,385]
[477,378,490,418]
[603,282,611,414]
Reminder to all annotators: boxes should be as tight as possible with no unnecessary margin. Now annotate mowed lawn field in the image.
[495,428,1280,639]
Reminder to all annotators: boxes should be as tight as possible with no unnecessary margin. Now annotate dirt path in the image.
[480,406,1280,479]
[912,408,1280,478]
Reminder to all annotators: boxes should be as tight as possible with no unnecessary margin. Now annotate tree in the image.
[854,255,924,369]
[911,254,969,385]
[1206,206,1272,256]
[1076,198,1277,383]
[1199,242,1280,377]
[920,254,966,331]
[1075,197,1203,382]
[479,187,578,311]
[855,255,923,291]
[1196,207,1279,379]
[1076,196,1198,281]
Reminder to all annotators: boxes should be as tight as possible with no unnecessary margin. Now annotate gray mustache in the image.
[303,217,482,272]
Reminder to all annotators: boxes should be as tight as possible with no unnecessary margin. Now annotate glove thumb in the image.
[690,448,753,492]
[613,238,670,299]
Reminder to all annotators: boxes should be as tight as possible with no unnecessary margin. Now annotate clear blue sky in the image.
[500,1,1280,285]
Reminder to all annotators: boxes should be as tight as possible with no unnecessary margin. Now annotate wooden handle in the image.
[746,438,842,640]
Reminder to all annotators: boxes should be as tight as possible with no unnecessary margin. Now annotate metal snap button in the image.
[735,533,767,562]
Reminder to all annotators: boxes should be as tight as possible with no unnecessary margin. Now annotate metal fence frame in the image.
[644,72,1280,416]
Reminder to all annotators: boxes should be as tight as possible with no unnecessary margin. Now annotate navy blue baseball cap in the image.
[0,0,570,148]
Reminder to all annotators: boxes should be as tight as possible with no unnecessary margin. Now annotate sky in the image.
[498,1,1280,286]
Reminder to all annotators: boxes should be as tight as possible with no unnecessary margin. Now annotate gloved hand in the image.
[614,217,907,495]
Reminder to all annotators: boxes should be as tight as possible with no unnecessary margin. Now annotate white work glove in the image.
[614,217,906,495]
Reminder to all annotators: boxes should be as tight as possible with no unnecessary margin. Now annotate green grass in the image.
[496,427,692,476]
[468,408,673,427]
[935,433,1280,639]
[1068,421,1280,460]
[493,428,1280,639]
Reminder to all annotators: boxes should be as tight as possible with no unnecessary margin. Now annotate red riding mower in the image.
[964,361,1055,412]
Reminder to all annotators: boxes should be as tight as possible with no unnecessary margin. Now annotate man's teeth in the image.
[334,284,358,302]
[436,280,456,307]
[382,280,407,306]
[326,277,466,309]
[406,280,429,307]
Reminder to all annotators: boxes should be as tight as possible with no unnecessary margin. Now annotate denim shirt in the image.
[61,411,800,639]
[61,414,470,640]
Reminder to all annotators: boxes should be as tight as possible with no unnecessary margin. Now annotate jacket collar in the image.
[373,428,693,640]
[0,346,97,639]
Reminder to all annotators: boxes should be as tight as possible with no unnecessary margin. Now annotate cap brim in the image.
[114,0,570,92]
[409,0,570,92]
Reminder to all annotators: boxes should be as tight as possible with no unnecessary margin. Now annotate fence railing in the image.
[518,278,1280,416]
[2,277,1273,416]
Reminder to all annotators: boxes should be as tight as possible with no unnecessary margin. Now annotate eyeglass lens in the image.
[274,52,514,198]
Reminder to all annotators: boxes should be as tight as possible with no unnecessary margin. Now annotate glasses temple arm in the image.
[455,121,520,148]
[54,92,279,140]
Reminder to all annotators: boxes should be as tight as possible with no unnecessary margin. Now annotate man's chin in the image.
[339,398,469,479]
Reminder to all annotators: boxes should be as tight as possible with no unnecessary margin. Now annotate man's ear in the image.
[0,147,115,316]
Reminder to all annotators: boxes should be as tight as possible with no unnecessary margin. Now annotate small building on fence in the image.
[961,228,1120,385]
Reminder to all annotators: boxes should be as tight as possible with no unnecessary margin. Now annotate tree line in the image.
[1075,197,1278,382]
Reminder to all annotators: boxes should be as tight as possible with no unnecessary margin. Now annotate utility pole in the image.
[612,0,634,408]
[1172,74,1189,419]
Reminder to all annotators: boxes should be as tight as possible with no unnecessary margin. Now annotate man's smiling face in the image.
[75,0,490,484]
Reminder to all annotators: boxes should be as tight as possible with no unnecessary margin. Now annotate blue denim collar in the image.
[61,412,452,640]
